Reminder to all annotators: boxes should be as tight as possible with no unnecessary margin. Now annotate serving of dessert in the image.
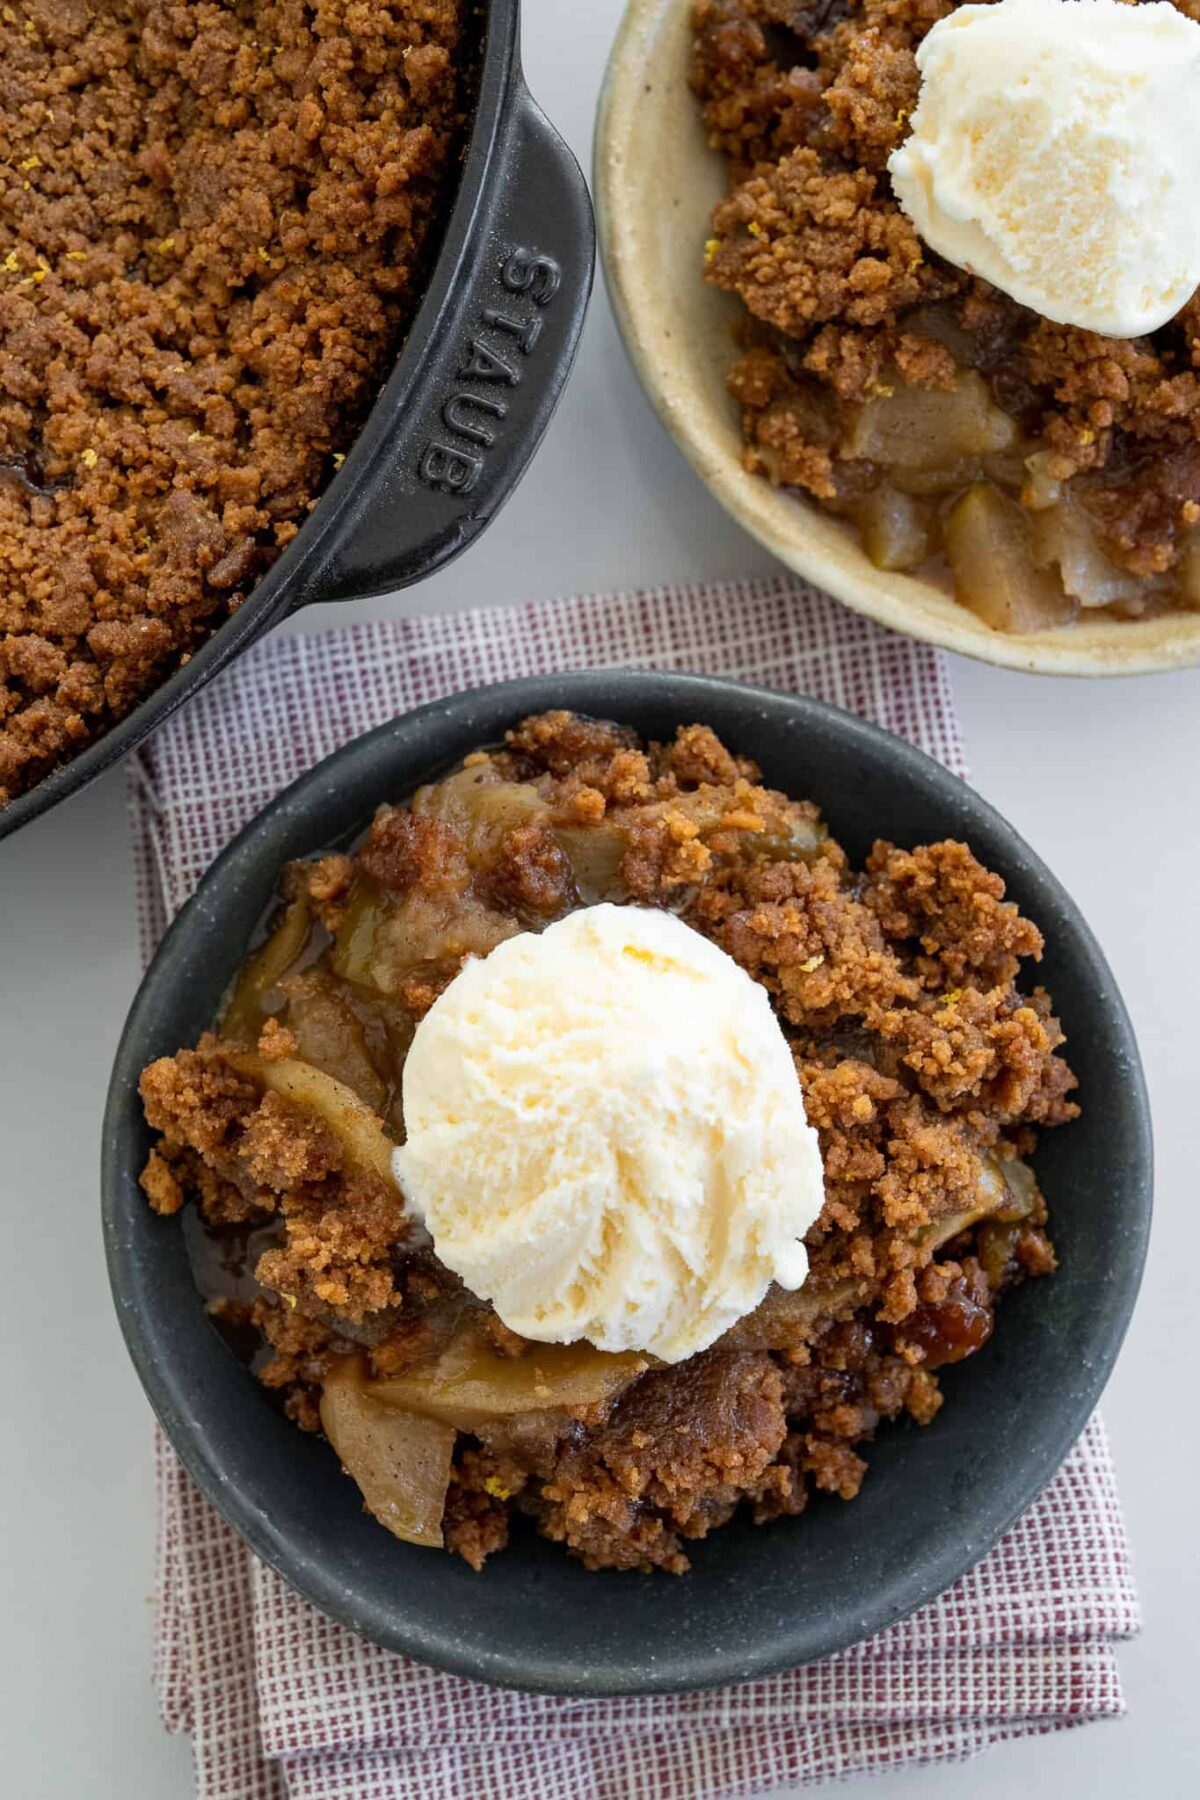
[138,709,1077,1573]
[0,0,468,807]
[694,0,1200,635]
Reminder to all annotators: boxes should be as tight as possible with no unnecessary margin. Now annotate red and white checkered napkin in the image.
[129,576,1140,1800]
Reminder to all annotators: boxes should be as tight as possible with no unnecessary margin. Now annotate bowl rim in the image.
[594,0,1200,679]
[102,669,1153,1695]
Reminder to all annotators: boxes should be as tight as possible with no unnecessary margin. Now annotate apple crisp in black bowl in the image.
[102,670,1151,1694]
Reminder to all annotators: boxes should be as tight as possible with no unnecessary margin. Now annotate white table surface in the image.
[2,2,1198,1793]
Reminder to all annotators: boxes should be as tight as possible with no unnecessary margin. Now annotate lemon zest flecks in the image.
[482,1476,514,1501]
[81,448,98,468]
[800,954,826,973]
[747,219,764,237]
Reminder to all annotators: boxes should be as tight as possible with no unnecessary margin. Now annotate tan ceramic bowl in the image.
[595,0,1200,676]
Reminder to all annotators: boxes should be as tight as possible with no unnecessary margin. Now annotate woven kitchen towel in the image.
[128,575,1140,1800]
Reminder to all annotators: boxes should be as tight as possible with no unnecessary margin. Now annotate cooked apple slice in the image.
[856,485,930,571]
[284,979,388,1114]
[552,826,629,903]
[746,812,829,866]
[320,1359,456,1548]
[219,894,311,1043]
[722,1278,863,1350]
[413,764,547,864]
[919,1153,1039,1253]
[1022,450,1065,512]
[843,372,1018,470]
[945,485,1076,633]
[367,1332,648,1431]
[1031,498,1145,609]
[332,871,519,996]
[329,876,385,987]
[226,1052,396,1184]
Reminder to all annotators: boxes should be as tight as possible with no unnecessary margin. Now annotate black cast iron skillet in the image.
[0,0,593,845]
[103,671,1152,1696]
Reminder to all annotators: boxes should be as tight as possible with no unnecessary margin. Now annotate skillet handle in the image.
[298,83,594,606]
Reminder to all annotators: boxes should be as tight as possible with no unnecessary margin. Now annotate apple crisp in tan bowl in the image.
[595,0,1200,677]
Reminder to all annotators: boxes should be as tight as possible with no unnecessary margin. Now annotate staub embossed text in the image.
[418,248,562,497]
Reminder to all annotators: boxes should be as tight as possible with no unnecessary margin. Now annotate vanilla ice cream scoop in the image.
[391,904,825,1363]
[888,0,1200,338]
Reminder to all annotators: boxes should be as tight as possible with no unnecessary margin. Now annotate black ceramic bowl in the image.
[102,671,1152,1696]
[1,0,593,845]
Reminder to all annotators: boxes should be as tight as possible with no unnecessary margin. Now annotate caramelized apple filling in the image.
[140,712,1075,1571]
